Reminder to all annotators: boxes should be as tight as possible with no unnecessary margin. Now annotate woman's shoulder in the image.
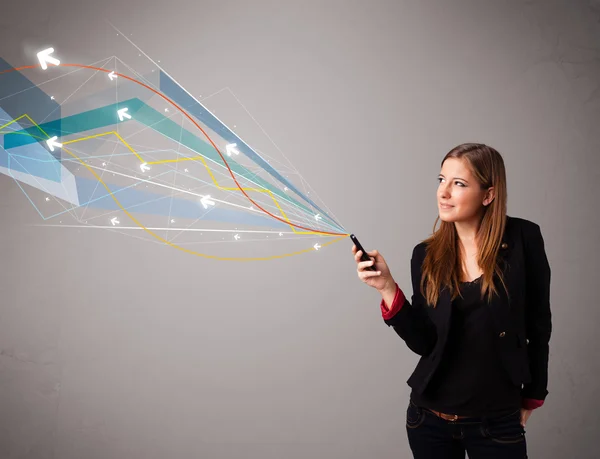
[506,215,543,240]
[506,214,541,230]
[411,240,429,262]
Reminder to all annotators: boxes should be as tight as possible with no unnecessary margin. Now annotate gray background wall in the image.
[0,0,598,457]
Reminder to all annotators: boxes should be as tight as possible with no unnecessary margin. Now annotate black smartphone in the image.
[350,234,377,271]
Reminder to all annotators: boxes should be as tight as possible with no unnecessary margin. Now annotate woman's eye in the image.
[437,178,465,187]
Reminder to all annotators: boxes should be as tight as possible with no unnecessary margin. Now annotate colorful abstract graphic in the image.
[0,46,350,261]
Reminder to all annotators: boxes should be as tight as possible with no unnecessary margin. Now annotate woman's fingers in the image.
[359,270,382,280]
[354,250,377,262]
[354,250,365,262]
[358,259,376,270]
[353,247,383,274]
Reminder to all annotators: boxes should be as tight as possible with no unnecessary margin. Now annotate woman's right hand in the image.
[352,244,395,292]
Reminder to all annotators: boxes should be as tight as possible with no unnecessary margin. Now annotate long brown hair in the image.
[420,143,508,307]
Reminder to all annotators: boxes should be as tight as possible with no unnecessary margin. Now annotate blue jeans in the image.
[406,399,528,459]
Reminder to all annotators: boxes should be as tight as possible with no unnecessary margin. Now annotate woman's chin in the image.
[439,213,457,222]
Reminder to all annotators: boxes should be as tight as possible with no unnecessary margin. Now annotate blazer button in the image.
[499,331,506,338]
[501,242,508,249]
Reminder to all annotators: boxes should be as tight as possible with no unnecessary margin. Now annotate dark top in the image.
[410,275,522,416]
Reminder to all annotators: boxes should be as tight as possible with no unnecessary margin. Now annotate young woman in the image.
[352,143,551,459]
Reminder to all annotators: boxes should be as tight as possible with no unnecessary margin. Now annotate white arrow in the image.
[50,96,55,100]
[102,162,106,166]
[108,71,117,81]
[117,108,131,121]
[314,213,322,221]
[226,143,240,157]
[314,243,321,251]
[279,232,283,236]
[45,197,50,202]
[284,186,288,191]
[37,48,60,70]
[200,195,215,209]
[45,136,62,152]
[140,163,150,172]
[234,234,240,240]
[110,217,119,226]
[184,168,189,173]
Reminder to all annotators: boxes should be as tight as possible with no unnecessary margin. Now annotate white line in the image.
[80,163,278,215]
[75,162,338,233]
[72,159,341,233]
[30,224,303,234]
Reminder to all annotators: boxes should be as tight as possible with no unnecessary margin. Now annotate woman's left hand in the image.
[520,408,532,427]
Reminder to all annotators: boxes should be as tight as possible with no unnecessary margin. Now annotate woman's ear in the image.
[483,186,495,206]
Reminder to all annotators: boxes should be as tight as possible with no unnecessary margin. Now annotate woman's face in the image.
[437,158,492,223]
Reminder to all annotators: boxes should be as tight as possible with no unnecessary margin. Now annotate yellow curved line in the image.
[1,115,351,261]
[65,146,348,260]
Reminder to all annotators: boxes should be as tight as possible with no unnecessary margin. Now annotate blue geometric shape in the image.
[0,57,62,161]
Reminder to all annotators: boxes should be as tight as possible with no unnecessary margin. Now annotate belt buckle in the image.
[442,413,459,422]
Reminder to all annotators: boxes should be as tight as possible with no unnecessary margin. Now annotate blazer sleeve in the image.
[521,223,552,401]
[382,244,438,356]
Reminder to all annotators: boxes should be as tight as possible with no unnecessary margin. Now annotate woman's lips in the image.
[440,204,454,209]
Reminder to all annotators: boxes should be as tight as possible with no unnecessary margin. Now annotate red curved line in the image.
[0,63,347,236]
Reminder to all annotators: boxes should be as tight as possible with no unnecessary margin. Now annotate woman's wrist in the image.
[379,278,397,296]
[379,279,398,310]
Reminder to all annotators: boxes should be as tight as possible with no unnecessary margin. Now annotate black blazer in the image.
[384,215,552,401]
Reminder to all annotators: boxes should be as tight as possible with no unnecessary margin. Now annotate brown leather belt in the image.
[427,408,470,421]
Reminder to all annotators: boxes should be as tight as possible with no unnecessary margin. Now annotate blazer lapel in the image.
[488,236,516,333]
